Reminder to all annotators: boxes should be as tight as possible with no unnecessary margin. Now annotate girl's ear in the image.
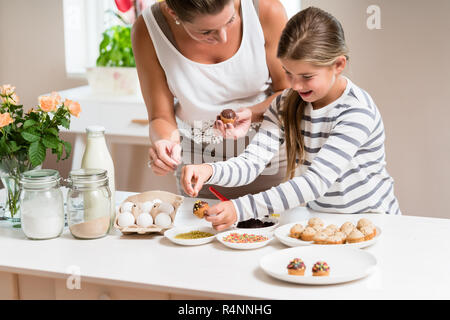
[164,4,179,21]
[334,56,347,75]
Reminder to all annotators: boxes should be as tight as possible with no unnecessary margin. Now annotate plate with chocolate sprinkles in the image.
[235,217,280,234]
[164,226,218,246]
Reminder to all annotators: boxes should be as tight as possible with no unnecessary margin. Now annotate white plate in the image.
[275,221,382,249]
[164,226,217,246]
[235,217,280,234]
[216,229,273,250]
[260,246,377,285]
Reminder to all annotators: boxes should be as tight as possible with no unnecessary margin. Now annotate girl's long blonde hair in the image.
[276,7,349,180]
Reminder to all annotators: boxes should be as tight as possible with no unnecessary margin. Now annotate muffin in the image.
[312,261,330,276]
[334,231,347,243]
[357,218,374,230]
[322,224,338,236]
[359,225,376,241]
[289,224,304,239]
[308,217,324,230]
[340,221,355,236]
[313,231,329,244]
[219,109,237,125]
[300,226,316,241]
[346,229,365,243]
[326,234,345,245]
[193,200,209,219]
[287,258,306,276]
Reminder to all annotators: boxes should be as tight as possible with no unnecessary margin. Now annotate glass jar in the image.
[19,169,64,240]
[66,168,111,239]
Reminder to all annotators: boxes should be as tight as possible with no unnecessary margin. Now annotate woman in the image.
[131,0,290,198]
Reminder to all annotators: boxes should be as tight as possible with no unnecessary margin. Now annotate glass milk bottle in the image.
[81,126,115,227]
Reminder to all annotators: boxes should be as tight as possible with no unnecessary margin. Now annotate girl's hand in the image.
[180,164,213,197]
[204,201,238,231]
[214,107,252,140]
[148,139,181,176]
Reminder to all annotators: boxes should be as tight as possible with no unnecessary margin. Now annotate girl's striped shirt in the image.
[206,77,401,221]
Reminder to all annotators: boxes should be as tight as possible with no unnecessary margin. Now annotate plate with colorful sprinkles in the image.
[216,230,274,250]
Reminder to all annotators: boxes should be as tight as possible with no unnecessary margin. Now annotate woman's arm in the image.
[249,0,290,122]
[131,16,181,173]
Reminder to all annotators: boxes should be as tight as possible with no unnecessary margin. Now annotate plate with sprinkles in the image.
[216,230,274,250]
[164,226,218,246]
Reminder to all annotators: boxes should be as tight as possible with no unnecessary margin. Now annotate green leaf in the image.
[21,129,41,142]
[44,127,59,137]
[60,117,70,129]
[8,141,21,153]
[23,119,37,129]
[28,140,46,167]
[42,135,60,149]
[62,140,72,160]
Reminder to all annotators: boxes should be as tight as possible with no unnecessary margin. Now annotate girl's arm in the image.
[230,105,378,221]
[207,94,286,187]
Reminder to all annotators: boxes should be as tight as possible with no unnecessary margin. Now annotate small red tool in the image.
[208,186,229,201]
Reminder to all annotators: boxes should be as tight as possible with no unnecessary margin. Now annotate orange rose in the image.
[0,112,13,128]
[64,99,81,117]
[0,84,15,96]
[39,94,59,112]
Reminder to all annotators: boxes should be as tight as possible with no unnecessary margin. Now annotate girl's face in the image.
[173,2,238,45]
[280,58,346,107]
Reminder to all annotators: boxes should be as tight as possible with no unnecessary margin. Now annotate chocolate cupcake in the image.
[287,258,306,276]
[220,109,237,125]
[312,261,330,276]
[193,200,209,219]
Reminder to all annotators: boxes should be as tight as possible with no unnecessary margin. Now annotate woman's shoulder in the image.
[257,0,288,39]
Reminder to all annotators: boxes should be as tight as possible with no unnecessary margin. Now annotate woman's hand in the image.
[148,139,181,176]
[214,107,252,140]
[204,201,238,231]
[180,164,213,197]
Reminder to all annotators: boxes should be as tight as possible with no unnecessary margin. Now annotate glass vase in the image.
[0,155,37,227]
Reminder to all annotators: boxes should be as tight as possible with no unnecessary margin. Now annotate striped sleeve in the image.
[206,95,284,187]
[232,105,378,221]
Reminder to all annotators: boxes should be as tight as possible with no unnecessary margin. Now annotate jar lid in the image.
[68,168,108,187]
[20,169,61,188]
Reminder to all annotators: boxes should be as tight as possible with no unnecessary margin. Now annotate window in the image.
[62,0,301,77]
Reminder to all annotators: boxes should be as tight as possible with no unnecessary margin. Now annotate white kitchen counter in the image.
[1,190,450,300]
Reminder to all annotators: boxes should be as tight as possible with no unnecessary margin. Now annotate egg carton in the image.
[114,190,184,235]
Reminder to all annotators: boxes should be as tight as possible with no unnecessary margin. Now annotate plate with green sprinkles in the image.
[164,226,218,246]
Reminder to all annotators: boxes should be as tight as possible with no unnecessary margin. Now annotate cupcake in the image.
[287,258,306,276]
[312,261,330,276]
[300,226,316,241]
[359,225,376,241]
[326,234,345,245]
[334,231,347,243]
[346,229,365,243]
[219,109,237,125]
[193,200,209,219]
[357,218,374,230]
[313,231,329,244]
[340,221,355,236]
[322,224,338,236]
[308,217,324,230]
[289,224,304,239]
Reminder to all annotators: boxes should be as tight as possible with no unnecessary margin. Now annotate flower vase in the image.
[0,156,37,227]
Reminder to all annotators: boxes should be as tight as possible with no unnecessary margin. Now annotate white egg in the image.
[140,201,154,213]
[120,201,134,213]
[158,202,174,214]
[118,211,135,227]
[136,212,153,228]
[154,213,172,228]
[153,198,162,206]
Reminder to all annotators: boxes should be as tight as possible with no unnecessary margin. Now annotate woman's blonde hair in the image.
[276,7,349,180]
[166,0,233,23]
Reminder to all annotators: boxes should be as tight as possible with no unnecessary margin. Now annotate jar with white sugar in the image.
[19,169,64,240]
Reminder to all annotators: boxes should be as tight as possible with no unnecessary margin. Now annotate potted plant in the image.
[0,85,81,225]
[86,0,153,95]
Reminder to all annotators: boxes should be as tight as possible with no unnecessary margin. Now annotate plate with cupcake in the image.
[260,246,377,285]
[274,217,381,249]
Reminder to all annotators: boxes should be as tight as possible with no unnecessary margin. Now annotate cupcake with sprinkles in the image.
[193,200,209,219]
[287,258,306,276]
[312,261,330,276]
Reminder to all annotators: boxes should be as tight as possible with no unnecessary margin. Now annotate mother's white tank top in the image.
[142,0,271,127]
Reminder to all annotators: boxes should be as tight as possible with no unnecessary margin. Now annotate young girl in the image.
[181,7,401,231]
